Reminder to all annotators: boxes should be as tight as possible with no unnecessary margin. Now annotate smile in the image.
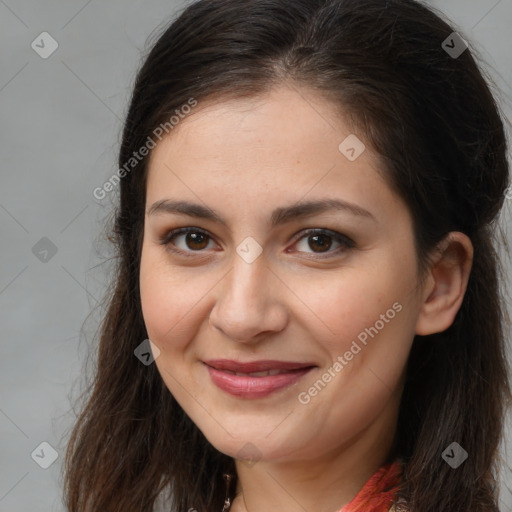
[204,359,316,399]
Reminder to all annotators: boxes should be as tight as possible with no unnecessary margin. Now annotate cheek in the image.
[294,274,414,443]
[139,246,223,358]
[139,248,194,348]
[295,253,419,409]
[300,264,414,353]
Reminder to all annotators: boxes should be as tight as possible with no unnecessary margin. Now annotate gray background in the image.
[1,0,511,510]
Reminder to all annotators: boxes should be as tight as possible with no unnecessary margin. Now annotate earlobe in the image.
[415,232,474,336]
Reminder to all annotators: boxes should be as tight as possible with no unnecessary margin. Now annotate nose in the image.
[209,253,288,344]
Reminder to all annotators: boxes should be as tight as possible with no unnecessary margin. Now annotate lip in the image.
[204,359,316,399]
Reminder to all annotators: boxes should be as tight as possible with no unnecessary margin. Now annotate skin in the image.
[139,84,473,512]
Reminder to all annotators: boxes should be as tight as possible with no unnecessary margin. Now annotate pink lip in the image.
[204,359,316,399]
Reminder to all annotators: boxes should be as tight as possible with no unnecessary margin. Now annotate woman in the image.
[63,1,511,511]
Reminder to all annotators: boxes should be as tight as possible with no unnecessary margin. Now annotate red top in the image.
[339,461,403,512]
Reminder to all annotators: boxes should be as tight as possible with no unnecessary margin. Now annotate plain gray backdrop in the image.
[1,0,512,510]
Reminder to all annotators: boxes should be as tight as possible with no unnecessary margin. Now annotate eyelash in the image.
[159,227,355,259]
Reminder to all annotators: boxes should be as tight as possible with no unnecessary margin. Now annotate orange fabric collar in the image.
[339,461,403,512]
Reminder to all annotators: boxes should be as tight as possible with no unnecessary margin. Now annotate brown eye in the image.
[183,232,209,250]
[306,233,333,253]
[160,227,354,259]
[293,229,354,257]
[160,227,215,254]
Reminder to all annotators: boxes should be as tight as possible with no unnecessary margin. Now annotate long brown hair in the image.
[62,1,511,511]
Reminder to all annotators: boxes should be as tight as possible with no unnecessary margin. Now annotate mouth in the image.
[204,359,316,399]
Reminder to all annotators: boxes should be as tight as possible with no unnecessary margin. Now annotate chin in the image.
[199,423,301,464]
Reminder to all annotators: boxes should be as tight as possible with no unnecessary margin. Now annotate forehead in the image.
[145,85,403,225]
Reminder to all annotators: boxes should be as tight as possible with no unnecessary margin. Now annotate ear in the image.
[415,232,474,336]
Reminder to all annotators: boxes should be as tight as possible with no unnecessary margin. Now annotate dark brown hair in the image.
[62,1,511,511]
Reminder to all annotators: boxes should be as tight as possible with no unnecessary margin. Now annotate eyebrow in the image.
[147,197,376,226]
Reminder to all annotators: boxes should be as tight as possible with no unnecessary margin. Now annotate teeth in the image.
[231,369,291,377]
[212,366,304,376]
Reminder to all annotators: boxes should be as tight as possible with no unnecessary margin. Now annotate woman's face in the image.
[140,85,425,464]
